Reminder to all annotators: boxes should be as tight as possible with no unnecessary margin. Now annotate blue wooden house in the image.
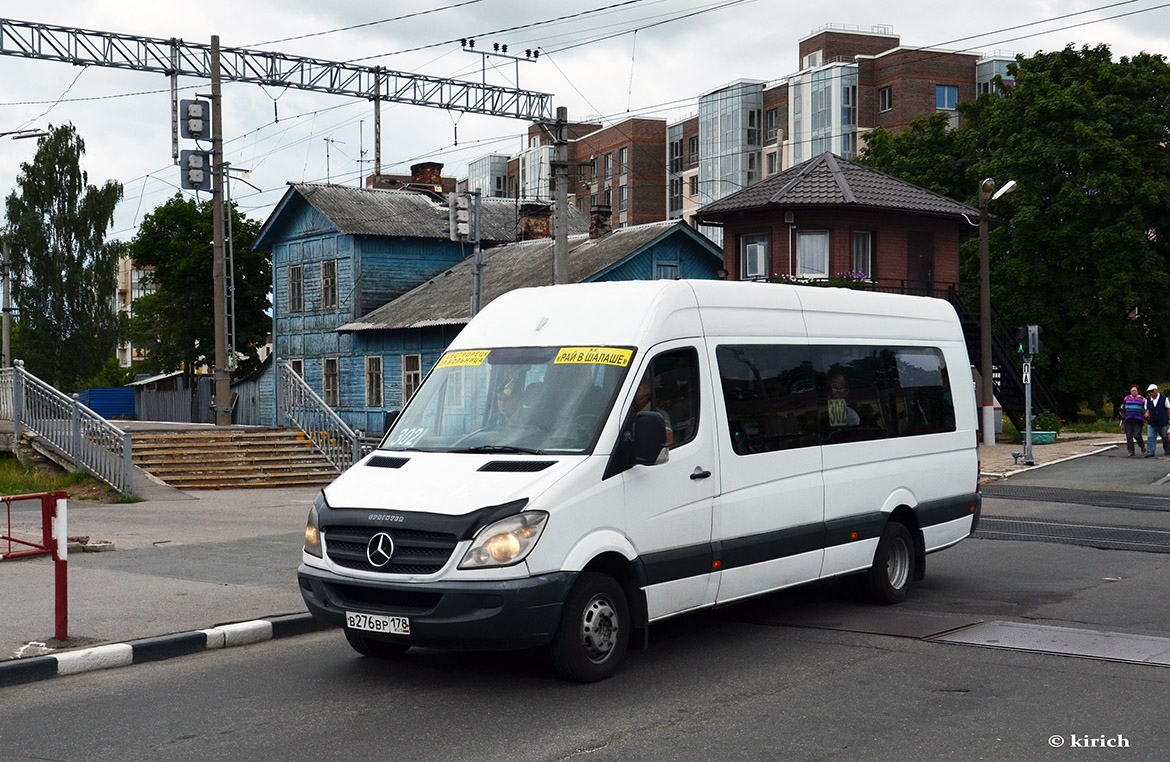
[247,181,723,436]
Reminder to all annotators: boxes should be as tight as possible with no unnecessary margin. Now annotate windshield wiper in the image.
[449,445,546,455]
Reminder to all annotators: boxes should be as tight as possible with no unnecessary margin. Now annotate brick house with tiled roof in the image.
[694,152,979,296]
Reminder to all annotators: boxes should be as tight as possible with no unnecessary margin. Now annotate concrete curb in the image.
[980,443,1118,481]
[0,613,329,688]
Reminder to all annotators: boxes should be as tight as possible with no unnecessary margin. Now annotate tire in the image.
[864,521,914,605]
[550,572,630,682]
[344,628,411,658]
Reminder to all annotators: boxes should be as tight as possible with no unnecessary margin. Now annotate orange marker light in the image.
[849,531,859,540]
[712,560,722,570]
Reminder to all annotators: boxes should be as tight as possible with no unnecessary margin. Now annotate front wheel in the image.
[344,629,411,658]
[865,522,914,604]
[550,572,630,682]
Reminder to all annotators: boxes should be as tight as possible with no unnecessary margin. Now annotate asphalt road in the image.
[3,533,1170,762]
[5,448,1170,761]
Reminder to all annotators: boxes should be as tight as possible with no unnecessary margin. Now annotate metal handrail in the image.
[276,360,360,472]
[0,361,133,494]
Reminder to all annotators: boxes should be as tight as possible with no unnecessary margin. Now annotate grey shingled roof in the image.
[338,221,710,332]
[282,183,588,243]
[695,152,978,220]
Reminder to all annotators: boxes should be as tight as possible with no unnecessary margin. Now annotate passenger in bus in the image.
[634,372,674,445]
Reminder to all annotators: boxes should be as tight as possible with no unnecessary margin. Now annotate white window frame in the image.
[655,261,680,280]
[619,185,628,211]
[444,367,466,408]
[853,231,873,278]
[879,86,892,113]
[321,259,338,310]
[288,264,304,313]
[402,354,422,404]
[936,85,959,110]
[618,146,628,174]
[741,233,769,281]
[796,231,829,278]
[365,355,383,407]
[322,357,339,407]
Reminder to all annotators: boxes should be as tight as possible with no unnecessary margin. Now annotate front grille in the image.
[324,525,458,574]
[327,582,443,613]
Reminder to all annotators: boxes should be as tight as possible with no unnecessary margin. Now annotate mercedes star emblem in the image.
[366,532,395,568]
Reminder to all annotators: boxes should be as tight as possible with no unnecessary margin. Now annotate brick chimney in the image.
[410,162,444,187]
[589,204,612,239]
[519,202,553,240]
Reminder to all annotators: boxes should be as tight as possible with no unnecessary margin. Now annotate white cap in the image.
[1148,384,1159,392]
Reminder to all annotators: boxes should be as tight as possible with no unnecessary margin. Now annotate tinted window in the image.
[813,346,954,443]
[716,345,818,455]
[629,348,700,448]
[716,343,956,455]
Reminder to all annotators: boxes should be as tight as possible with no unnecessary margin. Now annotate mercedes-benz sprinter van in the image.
[298,280,980,681]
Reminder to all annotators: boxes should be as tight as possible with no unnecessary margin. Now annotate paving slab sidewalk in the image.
[1,485,320,663]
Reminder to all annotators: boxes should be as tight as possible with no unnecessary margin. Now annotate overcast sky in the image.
[2,0,1168,241]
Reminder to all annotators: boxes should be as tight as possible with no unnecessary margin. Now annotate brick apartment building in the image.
[465,24,1010,250]
[505,117,668,229]
[669,25,1010,233]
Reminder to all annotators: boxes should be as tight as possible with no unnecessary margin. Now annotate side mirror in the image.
[632,411,669,466]
[384,409,401,431]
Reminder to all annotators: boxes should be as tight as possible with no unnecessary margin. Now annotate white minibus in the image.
[299,280,981,681]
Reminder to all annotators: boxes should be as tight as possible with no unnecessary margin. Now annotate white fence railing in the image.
[0,361,133,494]
[276,360,360,472]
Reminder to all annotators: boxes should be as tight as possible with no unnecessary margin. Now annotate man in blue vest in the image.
[1145,383,1170,458]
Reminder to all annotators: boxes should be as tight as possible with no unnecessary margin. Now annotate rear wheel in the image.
[550,572,630,682]
[865,522,914,604]
[344,629,411,658]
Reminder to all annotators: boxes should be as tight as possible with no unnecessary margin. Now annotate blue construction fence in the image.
[77,387,136,420]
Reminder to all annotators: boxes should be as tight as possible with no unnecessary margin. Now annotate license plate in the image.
[346,611,410,636]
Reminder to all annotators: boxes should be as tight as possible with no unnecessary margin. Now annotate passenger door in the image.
[708,340,826,604]
[619,342,719,620]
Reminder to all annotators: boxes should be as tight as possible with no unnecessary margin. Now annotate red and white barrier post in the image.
[51,493,68,641]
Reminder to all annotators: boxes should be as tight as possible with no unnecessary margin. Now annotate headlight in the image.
[459,511,548,569]
[304,493,325,558]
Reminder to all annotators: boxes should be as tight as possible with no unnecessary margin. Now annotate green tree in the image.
[859,45,1170,416]
[3,123,123,390]
[127,194,271,379]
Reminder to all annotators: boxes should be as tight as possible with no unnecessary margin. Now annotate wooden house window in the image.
[288,264,304,313]
[323,357,339,407]
[365,356,383,407]
[321,260,338,310]
[402,354,422,404]
[445,367,466,408]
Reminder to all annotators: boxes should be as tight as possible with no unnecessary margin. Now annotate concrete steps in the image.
[132,428,339,489]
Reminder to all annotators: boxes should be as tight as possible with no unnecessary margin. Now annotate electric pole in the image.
[211,36,230,427]
[552,106,569,284]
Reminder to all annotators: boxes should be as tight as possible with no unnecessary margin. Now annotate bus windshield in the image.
[380,346,635,455]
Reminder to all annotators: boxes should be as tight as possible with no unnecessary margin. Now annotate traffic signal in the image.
[447,192,478,242]
[1013,326,1028,354]
[179,149,212,191]
[179,99,211,141]
[1027,324,1043,355]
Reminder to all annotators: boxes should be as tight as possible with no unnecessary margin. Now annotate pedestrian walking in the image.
[1120,384,1146,456]
[1145,383,1170,458]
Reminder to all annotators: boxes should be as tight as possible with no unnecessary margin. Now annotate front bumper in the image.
[298,564,575,651]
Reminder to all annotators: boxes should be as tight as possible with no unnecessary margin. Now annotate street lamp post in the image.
[978,177,1016,446]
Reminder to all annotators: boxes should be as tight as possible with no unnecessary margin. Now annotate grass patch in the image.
[0,454,121,500]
